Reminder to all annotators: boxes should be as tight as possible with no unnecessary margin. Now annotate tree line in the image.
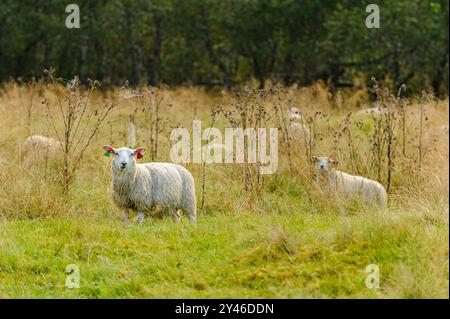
[0,0,448,95]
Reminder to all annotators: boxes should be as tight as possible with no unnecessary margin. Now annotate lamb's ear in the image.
[330,159,338,166]
[134,147,146,160]
[311,156,319,162]
[103,145,115,155]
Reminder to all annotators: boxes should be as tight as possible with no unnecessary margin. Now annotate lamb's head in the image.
[103,145,146,172]
[311,156,337,174]
[287,106,304,122]
[289,106,300,114]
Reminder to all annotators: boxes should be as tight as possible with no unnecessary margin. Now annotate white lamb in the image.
[103,145,196,226]
[22,135,62,166]
[286,107,311,146]
[312,156,388,208]
[288,122,311,143]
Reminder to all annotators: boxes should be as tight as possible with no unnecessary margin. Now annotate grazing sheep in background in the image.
[103,145,196,226]
[423,124,449,146]
[427,124,449,136]
[424,124,449,158]
[312,156,388,209]
[286,106,311,146]
[22,135,62,166]
[354,105,386,117]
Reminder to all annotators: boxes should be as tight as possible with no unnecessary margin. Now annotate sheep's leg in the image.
[185,208,196,224]
[172,210,181,223]
[180,205,196,224]
[137,212,144,224]
[122,208,129,227]
[188,213,196,224]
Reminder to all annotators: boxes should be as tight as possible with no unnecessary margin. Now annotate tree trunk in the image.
[152,12,163,85]
[200,4,231,87]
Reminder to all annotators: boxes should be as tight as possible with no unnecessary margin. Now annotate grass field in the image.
[0,81,448,298]
[0,201,448,298]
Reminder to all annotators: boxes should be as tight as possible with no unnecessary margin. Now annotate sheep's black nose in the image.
[121,162,127,168]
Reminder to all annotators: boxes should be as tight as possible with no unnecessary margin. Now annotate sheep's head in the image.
[287,106,304,122]
[103,145,146,172]
[311,156,337,173]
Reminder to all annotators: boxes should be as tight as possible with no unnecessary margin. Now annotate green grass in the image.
[0,155,448,299]
[0,202,447,298]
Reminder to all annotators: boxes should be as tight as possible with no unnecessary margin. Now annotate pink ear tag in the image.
[137,152,143,160]
[103,151,110,157]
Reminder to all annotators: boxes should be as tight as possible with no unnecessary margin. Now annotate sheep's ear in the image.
[103,145,115,155]
[330,159,338,166]
[311,156,319,162]
[134,147,146,160]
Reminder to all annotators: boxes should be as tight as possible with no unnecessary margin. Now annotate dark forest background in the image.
[0,0,448,95]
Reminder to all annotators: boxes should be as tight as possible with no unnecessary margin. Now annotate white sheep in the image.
[423,124,449,145]
[286,107,311,146]
[423,124,449,156]
[22,135,62,166]
[354,106,386,117]
[427,124,449,136]
[103,145,196,226]
[312,156,388,208]
[288,122,311,143]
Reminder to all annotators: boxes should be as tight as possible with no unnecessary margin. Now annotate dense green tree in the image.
[0,0,448,95]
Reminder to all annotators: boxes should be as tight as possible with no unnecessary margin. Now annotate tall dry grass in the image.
[0,78,448,216]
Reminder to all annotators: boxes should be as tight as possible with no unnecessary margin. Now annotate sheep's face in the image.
[103,145,146,172]
[288,107,303,122]
[312,156,337,173]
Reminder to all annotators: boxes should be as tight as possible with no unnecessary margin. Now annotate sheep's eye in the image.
[130,153,134,157]
[115,153,119,156]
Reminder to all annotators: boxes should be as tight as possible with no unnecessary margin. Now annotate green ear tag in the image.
[103,151,110,157]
